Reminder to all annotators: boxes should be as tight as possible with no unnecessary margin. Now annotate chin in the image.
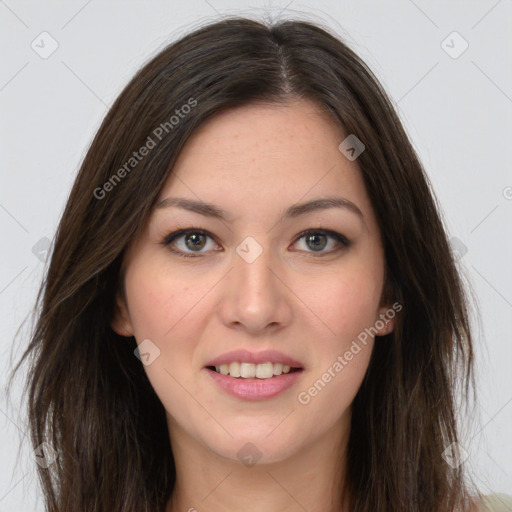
[204,428,305,467]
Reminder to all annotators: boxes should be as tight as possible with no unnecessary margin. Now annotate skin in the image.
[113,98,395,512]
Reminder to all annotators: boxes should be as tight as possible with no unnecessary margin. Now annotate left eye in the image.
[161,228,350,259]
[293,229,350,254]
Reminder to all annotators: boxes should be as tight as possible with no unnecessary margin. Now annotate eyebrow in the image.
[155,196,365,224]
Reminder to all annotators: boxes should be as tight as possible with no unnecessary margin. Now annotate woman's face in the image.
[113,98,395,465]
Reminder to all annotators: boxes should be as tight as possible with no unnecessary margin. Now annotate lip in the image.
[205,367,304,400]
[205,349,304,369]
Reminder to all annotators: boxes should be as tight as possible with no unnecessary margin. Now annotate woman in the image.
[8,16,511,512]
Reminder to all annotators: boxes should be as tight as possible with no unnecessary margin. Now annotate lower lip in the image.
[205,368,303,400]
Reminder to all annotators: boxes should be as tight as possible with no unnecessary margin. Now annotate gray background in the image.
[1,1,511,509]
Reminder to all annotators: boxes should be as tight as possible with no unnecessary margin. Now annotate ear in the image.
[111,290,134,337]
[374,272,399,336]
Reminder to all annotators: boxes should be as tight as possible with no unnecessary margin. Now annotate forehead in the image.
[171,98,345,172]
[156,99,377,231]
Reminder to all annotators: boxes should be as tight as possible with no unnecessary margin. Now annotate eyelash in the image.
[160,227,351,259]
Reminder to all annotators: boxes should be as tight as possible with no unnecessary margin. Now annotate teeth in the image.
[273,362,283,375]
[255,362,273,379]
[213,362,297,379]
[240,362,256,378]
[229,361,240,377]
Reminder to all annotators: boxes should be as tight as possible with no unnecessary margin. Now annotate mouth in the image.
[203,350,305,399]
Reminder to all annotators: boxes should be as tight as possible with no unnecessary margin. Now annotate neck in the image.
[165,414,351,512]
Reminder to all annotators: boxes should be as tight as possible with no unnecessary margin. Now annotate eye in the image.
[161,228,219,258]
[291,229,351,256]
[161,228,351,259]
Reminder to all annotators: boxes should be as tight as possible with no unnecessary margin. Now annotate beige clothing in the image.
[478,494,512,511]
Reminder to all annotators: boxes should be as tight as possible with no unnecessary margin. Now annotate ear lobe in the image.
[111,292,134,337]
[375,305,396,336]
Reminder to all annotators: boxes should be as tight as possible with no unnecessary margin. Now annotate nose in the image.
[218,242,293,335]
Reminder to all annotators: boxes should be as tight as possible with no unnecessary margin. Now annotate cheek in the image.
[299,264,383,347]
[296,340,373,431]
[291,258,382,414]
[123,258,224,392]
[124,260,207,340]
[295,269,378,417]
[123,262,208,417]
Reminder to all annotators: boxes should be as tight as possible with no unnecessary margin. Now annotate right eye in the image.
[161,228,221,258]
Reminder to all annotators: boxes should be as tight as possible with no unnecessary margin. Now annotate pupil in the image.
[307,234,326,251]
[186,233,205,250]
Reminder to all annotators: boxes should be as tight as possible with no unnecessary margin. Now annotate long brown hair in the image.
[7,15,482,511]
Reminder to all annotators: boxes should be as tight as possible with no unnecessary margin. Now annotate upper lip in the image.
[205,349,304,368]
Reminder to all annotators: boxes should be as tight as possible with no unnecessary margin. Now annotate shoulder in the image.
[475,493,512,512]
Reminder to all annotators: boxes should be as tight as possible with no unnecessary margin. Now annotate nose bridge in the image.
[222,234,289,331]
[234,236,276,301]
